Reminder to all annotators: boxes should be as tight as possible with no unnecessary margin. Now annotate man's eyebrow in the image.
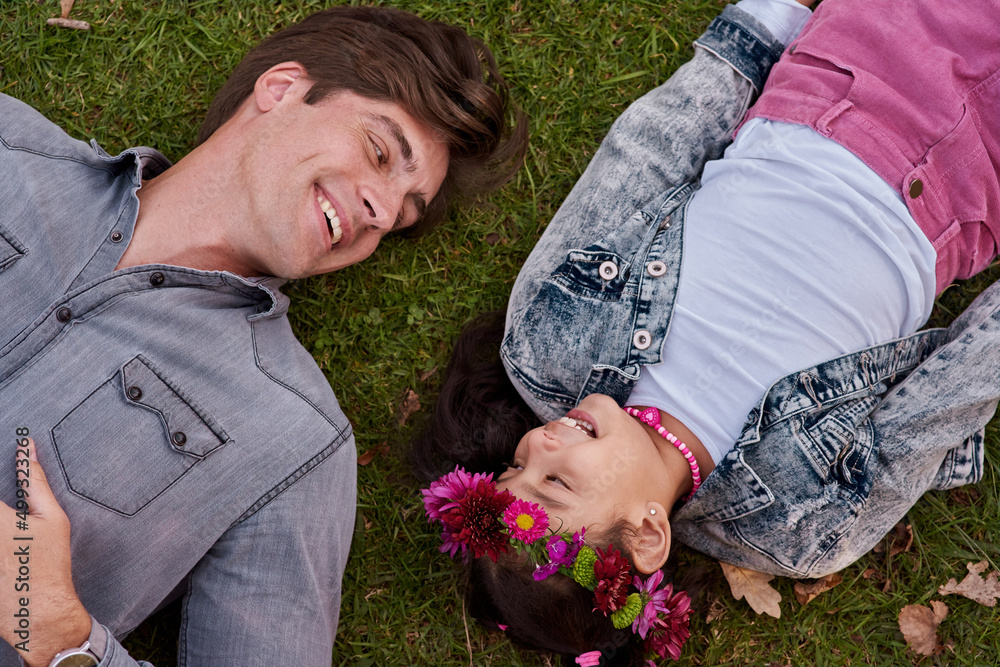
[367,113,416,172]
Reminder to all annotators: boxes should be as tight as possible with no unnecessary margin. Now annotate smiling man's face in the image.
[235,81,449,279]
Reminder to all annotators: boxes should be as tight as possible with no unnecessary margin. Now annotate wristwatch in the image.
[48,640,100,667]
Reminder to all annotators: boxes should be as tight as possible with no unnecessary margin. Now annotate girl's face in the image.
[495,393,672,536]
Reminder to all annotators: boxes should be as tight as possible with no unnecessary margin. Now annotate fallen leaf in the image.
[484,232,501,246]
[873,522,913,557]
[938,561,1000,607]
[705,597,726,624]
[61,0,75,18]
[46,17,90,29]
[898,601,948,656]
[417,365,438,382]
[794,572,843,606]
[357,442,389,466]
[398,389,421,426]
[720,562,781,618]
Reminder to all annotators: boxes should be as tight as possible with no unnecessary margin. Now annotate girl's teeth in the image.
[557,416,595,435]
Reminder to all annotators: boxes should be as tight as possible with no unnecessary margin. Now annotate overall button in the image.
[110,231,124,243]
[127,386,143,401]
[632,330,652,350]
[149,272,165,287]
[598,261,619,280]
[56,307,72,323]
[172,431,187,446]
[909,179,923,198]
[647,261,667,277]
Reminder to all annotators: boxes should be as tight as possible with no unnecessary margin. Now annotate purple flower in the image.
[438,475,514,561]
[533,528,586,581]
[422,466,484,521]
[632,570,672,638]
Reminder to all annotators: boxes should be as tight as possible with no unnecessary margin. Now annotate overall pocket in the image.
[52,355,229,515]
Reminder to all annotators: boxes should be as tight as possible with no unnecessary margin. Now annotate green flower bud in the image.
[572,546,597,589]
[611,593,643,630]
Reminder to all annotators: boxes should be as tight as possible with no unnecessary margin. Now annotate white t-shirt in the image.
[627,118,936,464]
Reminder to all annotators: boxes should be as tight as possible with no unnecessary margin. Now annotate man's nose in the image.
[360,187,403,233]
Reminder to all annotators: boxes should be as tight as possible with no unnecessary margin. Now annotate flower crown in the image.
[422,466,691,664]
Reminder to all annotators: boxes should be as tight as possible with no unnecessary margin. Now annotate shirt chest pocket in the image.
[52,355,229,516]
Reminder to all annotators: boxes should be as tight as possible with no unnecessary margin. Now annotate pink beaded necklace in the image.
[623,406,702,500]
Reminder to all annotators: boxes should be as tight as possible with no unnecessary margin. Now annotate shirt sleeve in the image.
[735,0,812,46]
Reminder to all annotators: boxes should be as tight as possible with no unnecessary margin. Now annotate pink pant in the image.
[744,0,1000,294]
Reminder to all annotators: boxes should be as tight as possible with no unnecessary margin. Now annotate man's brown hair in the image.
[198,6,527,234]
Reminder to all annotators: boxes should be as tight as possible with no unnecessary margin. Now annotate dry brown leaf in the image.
[46,17,90,30]
[794,572,843,606]
[705,597,726,623]
[898,601,948,656]
[398,389,421,426]
[60,0,75,18]
[719,562,781,618]
[873,521,913,557]
[417,365,438,382]
[938,561,1000,607]
[357,442,389,466]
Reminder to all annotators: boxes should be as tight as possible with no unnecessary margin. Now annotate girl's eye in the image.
[546,474,568,489]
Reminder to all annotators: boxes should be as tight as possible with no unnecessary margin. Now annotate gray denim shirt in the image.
[502,6,987,578]
[0,94,356,666]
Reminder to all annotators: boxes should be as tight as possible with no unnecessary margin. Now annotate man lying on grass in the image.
[0,7,524,667]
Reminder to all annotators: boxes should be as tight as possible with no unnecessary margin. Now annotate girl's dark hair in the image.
[198,6,527,235]
[410,310,540,482]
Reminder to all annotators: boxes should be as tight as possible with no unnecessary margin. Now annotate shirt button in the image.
[647,261,667,277]
[599,261,619,280]
[632,329,652,350]
[127,386,143,401]
[149,272,165,287]
[172,431,187,446]
[56,307,72,323]
[110,231,124,243]
[909,179,923,198]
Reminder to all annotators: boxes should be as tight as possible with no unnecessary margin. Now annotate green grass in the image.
[3,1,999,665]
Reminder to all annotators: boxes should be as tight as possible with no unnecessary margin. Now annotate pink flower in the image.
[592,545,631,614]
[575,650,602,666]
[632,570,673,638]
[503,499,549,544]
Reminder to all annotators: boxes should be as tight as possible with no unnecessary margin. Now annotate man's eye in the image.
[372,140,386,165]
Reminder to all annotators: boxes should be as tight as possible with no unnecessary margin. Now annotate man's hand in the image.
[2,437,91,667]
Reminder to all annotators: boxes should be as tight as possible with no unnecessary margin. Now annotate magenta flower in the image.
[503,499,549,544]
[575,651,602,666]
[438,475,514,561]
[642,583,692,661]
[422,466,486,521]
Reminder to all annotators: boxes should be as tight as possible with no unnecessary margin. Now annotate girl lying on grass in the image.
[413,0,1000,663]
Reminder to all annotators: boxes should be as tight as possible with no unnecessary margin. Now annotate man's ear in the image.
[253,62,308,112]
[631,502,671,574]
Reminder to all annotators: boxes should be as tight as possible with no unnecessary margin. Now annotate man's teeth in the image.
[557,416,595,436]
[316,194,343,245]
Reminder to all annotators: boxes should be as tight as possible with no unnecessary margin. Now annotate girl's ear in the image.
[631,502,671,574]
